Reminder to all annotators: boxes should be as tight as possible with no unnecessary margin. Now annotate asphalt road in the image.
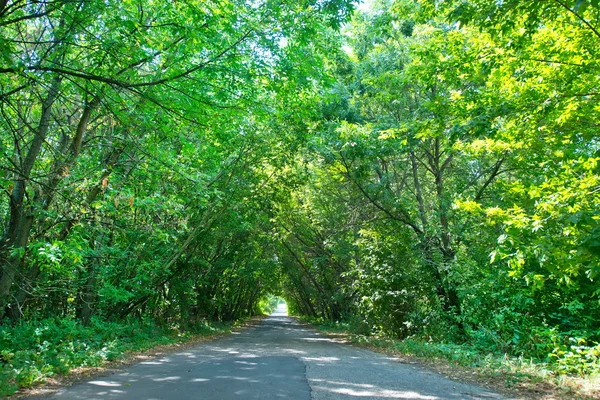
[46,305,507,399]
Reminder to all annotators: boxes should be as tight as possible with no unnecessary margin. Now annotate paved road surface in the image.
[45,305,507,399]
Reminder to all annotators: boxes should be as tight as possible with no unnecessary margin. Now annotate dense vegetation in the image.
[1,0,599,395]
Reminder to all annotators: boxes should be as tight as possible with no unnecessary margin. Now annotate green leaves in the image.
[574,0,600,12]
[0,0,357,327]
[1,0,599,383]
[273,0,600,371]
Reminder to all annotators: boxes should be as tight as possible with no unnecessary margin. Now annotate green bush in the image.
[257,295,282,315]
[0,317,231,396]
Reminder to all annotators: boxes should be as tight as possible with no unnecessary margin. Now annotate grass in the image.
[0,317,243,397]
[303,318,600,400]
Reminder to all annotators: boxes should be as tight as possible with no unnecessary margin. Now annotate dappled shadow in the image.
[53,355,309,400]
[48,304,505,400]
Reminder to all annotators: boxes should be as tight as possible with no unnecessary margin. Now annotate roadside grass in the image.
[303,318,600,400]
[0,317,248,397]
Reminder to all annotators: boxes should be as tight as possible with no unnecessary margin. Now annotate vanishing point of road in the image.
[43,305,507,399]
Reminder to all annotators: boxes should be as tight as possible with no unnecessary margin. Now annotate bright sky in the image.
[356,0,374,12]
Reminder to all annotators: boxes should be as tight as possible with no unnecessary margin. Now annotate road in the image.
[46,305,507,399]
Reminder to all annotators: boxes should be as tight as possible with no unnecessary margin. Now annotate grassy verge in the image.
[0,317,256,397]
[303,318,600,400]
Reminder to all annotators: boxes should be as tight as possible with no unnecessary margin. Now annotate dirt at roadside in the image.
[12,316,267,399]
[315,329,599,400]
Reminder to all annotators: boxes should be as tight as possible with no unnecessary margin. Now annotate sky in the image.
[356,0,374,12]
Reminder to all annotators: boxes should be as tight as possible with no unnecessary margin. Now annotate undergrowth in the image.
[304,317,600,399]
[0,317,233,397]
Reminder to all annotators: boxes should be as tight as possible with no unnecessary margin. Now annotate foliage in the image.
[1,0,600,394]
[0,317,233,396]
[274,0,600,383]
[0,0,354,325]
[308,318,600,397]
[257,295,282,315]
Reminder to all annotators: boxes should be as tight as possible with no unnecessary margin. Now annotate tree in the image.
[0,0,355,322]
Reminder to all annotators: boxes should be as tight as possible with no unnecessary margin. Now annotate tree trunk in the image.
[432,139,463,330]
[0,76,62,317]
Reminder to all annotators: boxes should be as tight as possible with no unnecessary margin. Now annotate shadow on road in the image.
[46,304,504,399]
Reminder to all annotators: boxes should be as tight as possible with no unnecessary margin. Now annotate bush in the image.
[0,317,230,396]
